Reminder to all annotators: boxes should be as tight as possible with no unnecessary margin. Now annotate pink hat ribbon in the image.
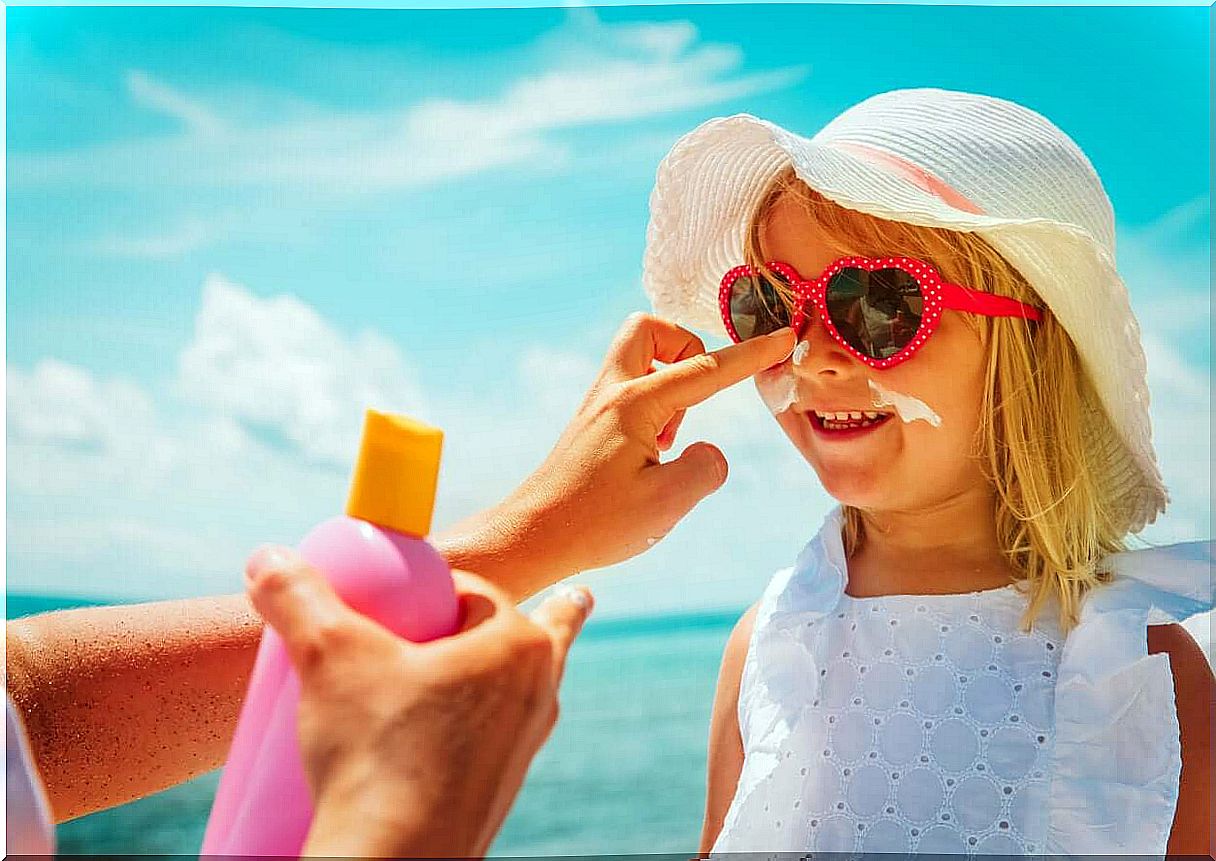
[831,140,987,216]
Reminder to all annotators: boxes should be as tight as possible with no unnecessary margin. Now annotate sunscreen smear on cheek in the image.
[868,379,942,427]
[792,339,811,365]
[755,367,800,415]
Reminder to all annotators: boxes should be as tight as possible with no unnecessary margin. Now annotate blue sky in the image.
[5,5,1211,624]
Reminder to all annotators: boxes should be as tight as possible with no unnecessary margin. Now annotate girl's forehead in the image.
[760,195,860,271]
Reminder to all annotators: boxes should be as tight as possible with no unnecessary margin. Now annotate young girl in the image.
[642,89,1213,856]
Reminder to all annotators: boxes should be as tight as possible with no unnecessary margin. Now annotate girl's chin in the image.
[805,462,887,505]
[785,423,896,501]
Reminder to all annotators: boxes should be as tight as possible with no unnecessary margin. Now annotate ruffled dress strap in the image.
[1045,540,1214,857]
[714,506,847,854]
[736,506,847,752]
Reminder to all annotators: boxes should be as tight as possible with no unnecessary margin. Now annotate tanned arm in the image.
[1147,622,1214,857]
[5,596,261,822]
[700,602,758,854]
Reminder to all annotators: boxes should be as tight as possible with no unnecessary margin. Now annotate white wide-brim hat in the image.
[642,88,1168,535]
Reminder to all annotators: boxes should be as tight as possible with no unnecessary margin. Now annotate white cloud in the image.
[518,345,600,417]
[7,277,440,599]
[609,18,698,58]
[1120,195,1210,347]
[126,69,227,137]
[176,273,428,466]
[6,372,345,600]
[7,360,158,449]
[9,11,805,197]
[1138,332,1211,544]
[1126,194,1209,250]
[84,214,235,258]
[6,517,231,583]
[406,24,804,142]
[1118,204,1213,661]
[1119,198,1212,545]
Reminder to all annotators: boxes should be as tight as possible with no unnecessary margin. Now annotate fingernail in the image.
[767,327,796,358]
[246,544,294,584]
[558,584,592,611]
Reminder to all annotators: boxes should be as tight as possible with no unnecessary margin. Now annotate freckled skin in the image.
[6,596,261,822]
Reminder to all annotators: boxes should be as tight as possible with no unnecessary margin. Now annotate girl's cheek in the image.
[755,366,800,416]
[867,378,943,428]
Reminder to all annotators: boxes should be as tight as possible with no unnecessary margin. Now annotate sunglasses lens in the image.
[825,267,924,359]
[727,271,792,340]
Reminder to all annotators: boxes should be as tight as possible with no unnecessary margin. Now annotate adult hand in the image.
[243,546,593,859]
[438,314,796,599]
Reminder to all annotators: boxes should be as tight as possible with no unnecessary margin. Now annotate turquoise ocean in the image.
[6,594,736,855]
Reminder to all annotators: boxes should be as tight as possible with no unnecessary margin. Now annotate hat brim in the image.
[642,113,1168,534]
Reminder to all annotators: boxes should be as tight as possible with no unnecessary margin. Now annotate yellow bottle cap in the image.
[345,410,443,537]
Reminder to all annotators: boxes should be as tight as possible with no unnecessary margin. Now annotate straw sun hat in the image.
[641,88,1168,535]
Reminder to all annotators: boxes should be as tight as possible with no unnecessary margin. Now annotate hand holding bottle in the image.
[244,546,593,858]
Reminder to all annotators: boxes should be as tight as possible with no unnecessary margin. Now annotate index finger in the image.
[632,327,796,412]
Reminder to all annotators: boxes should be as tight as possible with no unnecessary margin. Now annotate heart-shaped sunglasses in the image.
[720,256,1043,369]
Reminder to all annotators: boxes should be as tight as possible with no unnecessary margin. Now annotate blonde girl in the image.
[641,89,1213,856]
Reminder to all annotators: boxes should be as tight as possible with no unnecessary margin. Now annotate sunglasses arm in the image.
[938,282,1043,321]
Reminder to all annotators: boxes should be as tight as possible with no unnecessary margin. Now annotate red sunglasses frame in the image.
[719,255,1043,370]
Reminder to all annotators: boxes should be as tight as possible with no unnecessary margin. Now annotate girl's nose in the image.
[792,306,854,378]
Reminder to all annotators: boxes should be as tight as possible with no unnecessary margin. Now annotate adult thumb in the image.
[651,441,729,514]
[245,545,358,672]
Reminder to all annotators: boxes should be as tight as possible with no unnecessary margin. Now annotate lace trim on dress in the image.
[716,504,1212,858]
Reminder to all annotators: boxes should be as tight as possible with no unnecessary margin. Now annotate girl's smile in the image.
[806,409,895,437]
[754,194,991,513]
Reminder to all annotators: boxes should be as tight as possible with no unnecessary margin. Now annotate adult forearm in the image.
[5,594,262,822]
[0,497,558,825]
[434,495,577,603]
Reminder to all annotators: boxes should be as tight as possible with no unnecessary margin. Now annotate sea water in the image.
[10,594,1216,853]
[8,595,732,855]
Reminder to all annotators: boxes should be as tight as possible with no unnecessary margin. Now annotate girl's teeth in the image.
[815,410,889,420]
[818,411,891,431]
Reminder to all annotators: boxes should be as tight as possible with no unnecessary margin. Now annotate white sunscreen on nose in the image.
[755,367,800,415]
[792,339,811,365]
[868,379,942,427]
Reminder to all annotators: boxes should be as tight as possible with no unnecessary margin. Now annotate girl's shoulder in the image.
[1145,621,1214,855]
[1044,539,1213,855]
[720,600,761,676]
[1092,539,1214,623]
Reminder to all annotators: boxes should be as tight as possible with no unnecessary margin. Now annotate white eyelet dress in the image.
[711,505,1214,858]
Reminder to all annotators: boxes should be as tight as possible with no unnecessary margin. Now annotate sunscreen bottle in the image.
[201,410,459,857]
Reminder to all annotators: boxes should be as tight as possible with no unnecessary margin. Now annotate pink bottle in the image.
[201,410,460,857]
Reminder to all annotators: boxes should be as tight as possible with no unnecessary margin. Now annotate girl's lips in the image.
[807,411,894,440]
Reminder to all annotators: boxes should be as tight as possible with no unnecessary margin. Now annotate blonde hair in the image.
[745,167,1130,635]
